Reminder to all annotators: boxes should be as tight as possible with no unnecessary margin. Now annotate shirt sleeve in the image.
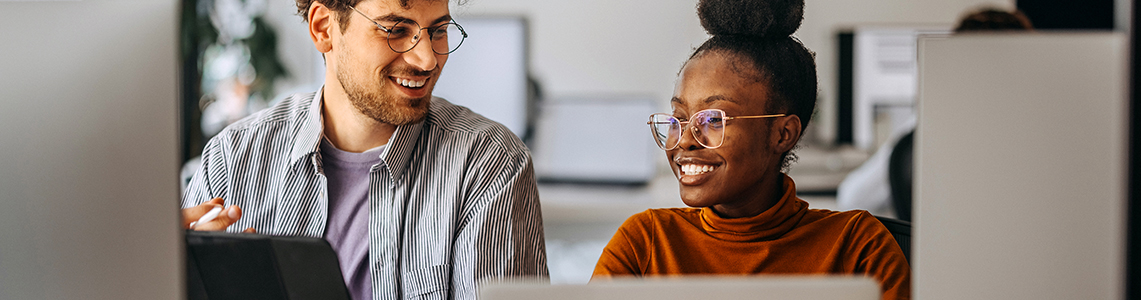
[591,211,654,279]
[851,212,912,300]
[450,148,548,299]
[181,136,229,208]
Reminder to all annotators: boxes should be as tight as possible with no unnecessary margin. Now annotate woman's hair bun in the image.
[697,0,804,38]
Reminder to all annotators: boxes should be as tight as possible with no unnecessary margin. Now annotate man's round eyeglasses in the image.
[350,6,468,55]
[647,109,785,150]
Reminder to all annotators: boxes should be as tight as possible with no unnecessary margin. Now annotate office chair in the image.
[874,216,911,264]
[887,130,915,222]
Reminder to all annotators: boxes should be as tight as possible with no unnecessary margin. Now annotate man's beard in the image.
[337,64,432,126]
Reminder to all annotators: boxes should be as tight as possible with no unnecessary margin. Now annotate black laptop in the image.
[185,231,351,300]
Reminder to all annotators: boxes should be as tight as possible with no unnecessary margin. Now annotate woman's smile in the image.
[674,155,723,186]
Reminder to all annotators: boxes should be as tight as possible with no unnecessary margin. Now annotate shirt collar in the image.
[380,112,424,184]
[289,86,327,165]
[288,85,427,183]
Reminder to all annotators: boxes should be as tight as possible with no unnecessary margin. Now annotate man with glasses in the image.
[180,0,547,299]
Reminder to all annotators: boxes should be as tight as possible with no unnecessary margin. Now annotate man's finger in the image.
[192,205,242,231]
[242,227,257,233]
[181,198,225,228]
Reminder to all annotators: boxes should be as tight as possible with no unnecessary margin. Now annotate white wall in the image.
[264,0,327,97]
[454,0,709,104]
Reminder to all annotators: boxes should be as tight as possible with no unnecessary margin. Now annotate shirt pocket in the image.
[403,264,451,299]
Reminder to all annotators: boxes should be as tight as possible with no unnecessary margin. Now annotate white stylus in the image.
[189,205,223,230]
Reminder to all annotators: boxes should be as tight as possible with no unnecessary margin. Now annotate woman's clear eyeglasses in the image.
[647,109,785,150]
[350,6,468,55]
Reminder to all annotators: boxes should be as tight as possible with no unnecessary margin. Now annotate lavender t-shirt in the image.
[320,139,383,300]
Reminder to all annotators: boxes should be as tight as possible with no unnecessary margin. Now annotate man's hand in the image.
[181,197,256,233]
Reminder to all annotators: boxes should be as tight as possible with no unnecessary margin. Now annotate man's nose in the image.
[402,35,438,71]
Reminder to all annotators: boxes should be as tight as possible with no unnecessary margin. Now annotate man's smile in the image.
[387,75,432,98]
[392,76,427,88]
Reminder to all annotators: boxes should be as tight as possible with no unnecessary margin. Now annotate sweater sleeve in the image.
[850,211,912,300]
[591,210,655,279]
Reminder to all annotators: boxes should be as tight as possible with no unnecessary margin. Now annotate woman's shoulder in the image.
[805,207,876,222]
[801,208,892,236]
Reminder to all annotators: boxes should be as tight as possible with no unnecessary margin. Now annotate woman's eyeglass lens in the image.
[649,110,728,150]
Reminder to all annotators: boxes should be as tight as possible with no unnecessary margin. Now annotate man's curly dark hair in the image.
[688,0,817,172]
[294,0,453,31]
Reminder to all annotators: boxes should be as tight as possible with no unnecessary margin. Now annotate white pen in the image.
[189,205,224,230]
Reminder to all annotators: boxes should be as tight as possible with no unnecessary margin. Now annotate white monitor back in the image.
[480,276,880,300]
[433,16,529,138]
[915,33,1127,299]
[531,96,658,183]
[0,1,182,299]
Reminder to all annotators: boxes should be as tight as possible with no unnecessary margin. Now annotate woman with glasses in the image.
[591,0,910,299]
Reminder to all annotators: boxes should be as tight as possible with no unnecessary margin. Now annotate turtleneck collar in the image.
[698,174,808,242]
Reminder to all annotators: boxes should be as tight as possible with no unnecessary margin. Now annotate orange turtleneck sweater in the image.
[591,175,911,300]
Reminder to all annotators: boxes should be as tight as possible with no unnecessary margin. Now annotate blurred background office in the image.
[176,0,1119,284]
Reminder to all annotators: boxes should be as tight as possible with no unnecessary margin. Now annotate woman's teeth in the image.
[397,78,426,88]
[681,164,714,175]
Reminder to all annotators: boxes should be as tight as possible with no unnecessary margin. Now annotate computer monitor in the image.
[837,27,948,149]
[479,276,881,300]
[0,1,182,298]
[432,16,530,139]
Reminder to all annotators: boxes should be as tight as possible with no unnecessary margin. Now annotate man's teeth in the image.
[681,164,714,175]
[397,78,426,88]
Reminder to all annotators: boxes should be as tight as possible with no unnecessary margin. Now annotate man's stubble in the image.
[335,40,433,126]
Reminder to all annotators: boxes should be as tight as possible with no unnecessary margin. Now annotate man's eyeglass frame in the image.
[647,108,786,150]
[350,6,468,55]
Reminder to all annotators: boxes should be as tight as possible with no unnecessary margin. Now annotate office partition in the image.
[0,1,183,299]
[915,33,1127,299]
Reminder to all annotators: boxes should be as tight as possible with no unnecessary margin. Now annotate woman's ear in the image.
[308,3,334,53]
[771,115,802,153]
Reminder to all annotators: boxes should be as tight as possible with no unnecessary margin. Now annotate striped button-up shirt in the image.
[182,88,548,300]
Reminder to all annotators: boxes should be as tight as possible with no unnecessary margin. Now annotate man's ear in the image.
[308,3,334,53]
[771,115,802,153]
